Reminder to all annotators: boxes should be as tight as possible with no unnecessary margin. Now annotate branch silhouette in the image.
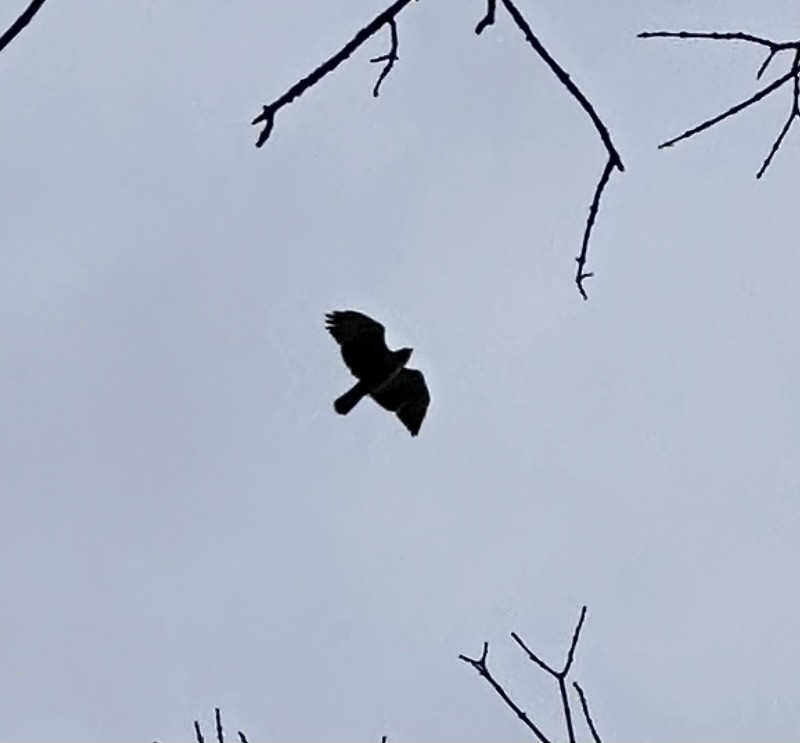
[0,0,49,55]
[157,706,381,743]
[640,29,800,178]
[251,0,417,148]
[574,681,604,743]
[155,708,249,743]
[156,619,603,743]
[476,0,624,298]
[459,641,553,743]
[370,18,399,98]
[474,0,496,36]
[253,0,624,299]
[460,606,604,743]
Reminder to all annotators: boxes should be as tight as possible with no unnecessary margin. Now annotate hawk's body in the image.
[325,310,430,436]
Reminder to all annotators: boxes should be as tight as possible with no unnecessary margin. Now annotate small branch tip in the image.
[474,0,496,35]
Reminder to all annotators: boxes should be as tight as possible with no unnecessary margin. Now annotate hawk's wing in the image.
[371,368,430,436]
[325,310,391,380]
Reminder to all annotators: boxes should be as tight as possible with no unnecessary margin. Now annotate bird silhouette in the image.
[325,310,430,436]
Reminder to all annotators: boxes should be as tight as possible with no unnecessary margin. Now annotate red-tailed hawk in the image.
[325,310,430,436]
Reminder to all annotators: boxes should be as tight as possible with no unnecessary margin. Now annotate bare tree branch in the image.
[755,99,795,177]
[370,18,399,98]
[459,642,553,743]
[185,709,249,743]
[659,67,796,149]
[575,154,614,299]
[492,0,624,299]
[757,48,781,80]
[474,0,496,36]
[511,606,587,743]
[500,1,622,169]
[214,707,224,743]
[253,0,625,298]
[0,0,49,55]
[461,607,603,743]
[640,28,800,177]
[756,48,800,178]
[638,30,796,52]
[252,0,418,147]
[573,681,604,743]
[639,30,800,81]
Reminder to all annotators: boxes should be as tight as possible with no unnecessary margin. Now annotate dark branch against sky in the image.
[475,0,623,299]
[253,0,624,299]
[460,607,602,743]
[251,0,417,148]
[0,0,49,55]
[641,29,800,178]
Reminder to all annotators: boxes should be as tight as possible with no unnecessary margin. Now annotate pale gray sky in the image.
[1,1,800,741]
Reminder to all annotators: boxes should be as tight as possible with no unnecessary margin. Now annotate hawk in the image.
[325,310,430,436]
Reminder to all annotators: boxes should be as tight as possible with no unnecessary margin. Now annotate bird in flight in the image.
[325,310,430,436]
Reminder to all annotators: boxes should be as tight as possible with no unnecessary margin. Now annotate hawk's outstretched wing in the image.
[371,368,430,437]
[325,310,391,380]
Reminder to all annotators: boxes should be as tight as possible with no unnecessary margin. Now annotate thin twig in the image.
[794,51,800,116]
[500,0,623,169]
[252,0,418,147]
[169,710,250,743]
[370,18,399,97]
[255,0,623,297]
[492,0,623,299]
[510,607,587,674]
[511,606,587,743]
[460,607,603,743]
[757,49,800,178]
[756,104,795,178]
[638,30,794,51]
[563,605,587,675]
[659,66,796,149]
[474,0,496,35]
[757,48,782,79]
[573,682,604,743]
[459,642,553,743]
[575,155,614,299]
[641,28,800,178]
[215,708,224,743]
[0,0,48,54]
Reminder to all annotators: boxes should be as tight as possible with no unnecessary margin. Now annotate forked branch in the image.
[640,29,800,178]
[460,606,604,743]
[253,0,625,299]
[474,0,496,36]
[370,18,399,98]
[475,0,624,299]
[459,642,553,743]
[252,0,417,147]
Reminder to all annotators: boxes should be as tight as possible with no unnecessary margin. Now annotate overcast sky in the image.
[1,1,800,741]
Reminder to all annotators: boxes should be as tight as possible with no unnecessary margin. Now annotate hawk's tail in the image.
[334,382,368,415]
